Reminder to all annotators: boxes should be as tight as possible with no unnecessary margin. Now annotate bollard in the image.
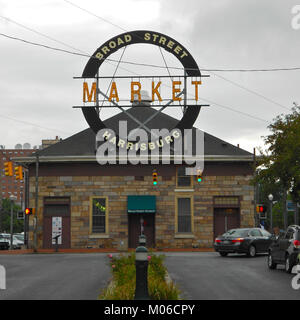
[53,235,60,252]
[139,234,146,246]
[134,245,150,300]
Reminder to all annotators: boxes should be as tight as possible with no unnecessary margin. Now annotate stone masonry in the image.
[28,172,254,250]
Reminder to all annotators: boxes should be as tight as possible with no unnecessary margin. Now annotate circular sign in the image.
[81,30,202,134]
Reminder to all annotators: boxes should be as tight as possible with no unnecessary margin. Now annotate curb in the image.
[0,248,214,255]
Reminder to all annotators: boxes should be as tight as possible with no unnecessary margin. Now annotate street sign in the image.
[286,200,296,212]
[52,217,62,245]
[17,211,24,220]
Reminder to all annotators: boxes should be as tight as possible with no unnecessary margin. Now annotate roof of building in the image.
[15,107,253,162]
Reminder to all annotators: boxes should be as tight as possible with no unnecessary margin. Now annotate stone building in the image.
[17,108,255,250]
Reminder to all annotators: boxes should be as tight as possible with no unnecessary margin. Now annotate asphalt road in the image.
[1,252,299,300]
[164,252,300,300]
[0,253,111,300]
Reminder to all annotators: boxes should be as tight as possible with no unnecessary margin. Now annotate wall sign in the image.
[52,217,62,245]
[78,30,204,135]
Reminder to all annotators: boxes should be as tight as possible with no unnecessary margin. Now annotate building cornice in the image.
[12,154,254,164]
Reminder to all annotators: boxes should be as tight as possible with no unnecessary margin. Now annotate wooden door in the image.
[43,202,71,249]
[214,208,240,239]
[128,214,155,248]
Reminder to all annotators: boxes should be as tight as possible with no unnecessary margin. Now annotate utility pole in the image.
[33,153,39,252]
[9,195,17,250]
[0,164,2,232]
[253,147,258,227]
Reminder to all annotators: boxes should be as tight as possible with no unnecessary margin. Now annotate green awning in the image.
[127,195,156,213]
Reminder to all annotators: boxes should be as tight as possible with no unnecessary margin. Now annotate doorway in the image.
[213,208,240,239]
[128,213,155,248]
[43,197,71,249]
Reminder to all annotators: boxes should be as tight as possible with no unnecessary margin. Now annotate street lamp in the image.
[9,195,17,250]
[268,194,274,233]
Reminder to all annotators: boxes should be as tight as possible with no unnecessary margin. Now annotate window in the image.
[90,197,108,234]
[261,229,271,237]
[214,197,239,206]
[176,167,192,187]
[249,229,262,237]
[285,229,294,240]
[176,197,193,233]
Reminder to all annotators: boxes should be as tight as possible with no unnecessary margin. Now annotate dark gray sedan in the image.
[214,228,273,257]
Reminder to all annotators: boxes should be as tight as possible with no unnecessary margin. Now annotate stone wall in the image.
[28,173,254,249]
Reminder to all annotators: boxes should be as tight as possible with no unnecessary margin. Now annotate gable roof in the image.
[17,107,253,162]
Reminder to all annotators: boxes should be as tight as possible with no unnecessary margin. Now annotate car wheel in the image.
[219,252,228,257]
[267,253,277,269]
[247,245,256,257]
[285,255,293,273]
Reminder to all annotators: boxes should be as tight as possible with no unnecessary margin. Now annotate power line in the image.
[62,0,127,33]
[205,70,291,112]
[0,14,87,55]
[0,31,274,124]
[1,29,300,75]
[0,114,71,135]
[62,0,300,73]
[0,10,284,125]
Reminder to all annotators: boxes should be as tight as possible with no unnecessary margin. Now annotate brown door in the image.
[43,202,71,249]
[128,214,155,248]
[214,208,240,239]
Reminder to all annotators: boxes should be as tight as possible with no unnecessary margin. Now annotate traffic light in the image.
[4,161,13,176]
[152,170,158,185]
[197,170,203,183]
[256,204,267,213]
[256,204,267,218]
[25,208,34,215]
[15,166,23,180]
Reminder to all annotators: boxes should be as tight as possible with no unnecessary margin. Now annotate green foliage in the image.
[254,104,300,229]
[99,253,180,300]
[0,198,23,233]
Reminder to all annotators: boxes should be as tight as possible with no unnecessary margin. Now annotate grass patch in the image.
[99,252,180,300]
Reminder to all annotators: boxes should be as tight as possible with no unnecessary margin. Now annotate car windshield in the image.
[223,229,249,237]
[14,235,24,241]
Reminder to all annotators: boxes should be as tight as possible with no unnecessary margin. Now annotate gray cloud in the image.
[0,0,299,153]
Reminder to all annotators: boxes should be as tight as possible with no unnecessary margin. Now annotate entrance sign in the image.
[127,195,156,214]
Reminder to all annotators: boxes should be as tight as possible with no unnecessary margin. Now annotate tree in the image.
[0,198,24,234]
[255,104,300,229]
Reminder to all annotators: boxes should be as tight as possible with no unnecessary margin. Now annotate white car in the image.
[0,234,23,249]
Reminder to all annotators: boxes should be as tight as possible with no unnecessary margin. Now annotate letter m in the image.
[0,265,6,290]
[83,82,97,102]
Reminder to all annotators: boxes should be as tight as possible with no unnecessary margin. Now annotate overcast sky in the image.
[0,0,300,152]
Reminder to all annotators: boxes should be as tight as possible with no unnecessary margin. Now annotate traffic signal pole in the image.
[33,154,39,252]
[0,167,2,232]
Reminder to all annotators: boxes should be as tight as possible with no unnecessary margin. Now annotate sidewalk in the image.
[0,247,214,254]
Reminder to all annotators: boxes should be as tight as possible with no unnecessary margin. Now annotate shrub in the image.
[99,253,180,300]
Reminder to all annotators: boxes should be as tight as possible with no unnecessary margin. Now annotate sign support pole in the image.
[33,154,39,252]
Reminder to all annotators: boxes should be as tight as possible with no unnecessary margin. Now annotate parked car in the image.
[214,228,273,257]
[268,225,300,273]
[0,233,23,249]
[0,234,9,250]
[14,233,24,244]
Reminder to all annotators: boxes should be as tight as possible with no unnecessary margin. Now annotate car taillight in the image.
[293,240,300,249]
[215,239,221,243]
[232,238,244,243]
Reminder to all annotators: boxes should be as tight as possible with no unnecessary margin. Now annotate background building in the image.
[17,108,255,250]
